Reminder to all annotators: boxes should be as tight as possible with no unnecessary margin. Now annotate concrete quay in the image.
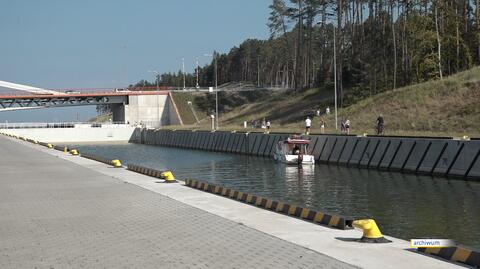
[0,136,466,268]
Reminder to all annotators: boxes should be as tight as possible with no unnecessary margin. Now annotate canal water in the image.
[73,142,480,249]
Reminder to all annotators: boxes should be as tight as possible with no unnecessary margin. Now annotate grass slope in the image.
[169,67,480,137]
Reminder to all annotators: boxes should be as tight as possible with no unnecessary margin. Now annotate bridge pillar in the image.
[112,94,181,128]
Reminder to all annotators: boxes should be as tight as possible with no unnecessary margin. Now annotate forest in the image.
[133,0,480,107]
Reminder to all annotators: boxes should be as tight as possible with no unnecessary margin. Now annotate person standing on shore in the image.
[266,120,271,134]
[305,117,312,135]
[345,118,351,134]
[319,117,325,134]
[376,114,384,135]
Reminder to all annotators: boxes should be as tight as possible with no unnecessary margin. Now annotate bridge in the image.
[0,80,180,127]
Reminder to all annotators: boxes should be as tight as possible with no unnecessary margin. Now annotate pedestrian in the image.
[345,118,351,134]
[319,117,325,134]
[376,114,384,135]
[316,109,321,117]
[266,120,271,134]
[340,119,345,134]
[305,117,312,135]
[326,106,330,115]
[261,118,266,129]
[252,119,257,129]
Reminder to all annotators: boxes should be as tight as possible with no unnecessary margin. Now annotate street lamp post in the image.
[196,57,200,89]
[204,53,218,130]
[182,58,186,90]
[317,19,338,130]
[333,26,338,130]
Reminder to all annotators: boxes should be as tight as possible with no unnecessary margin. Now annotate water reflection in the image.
[72,143,480,249]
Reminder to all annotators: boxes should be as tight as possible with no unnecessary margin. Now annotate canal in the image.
[73,142,480,249]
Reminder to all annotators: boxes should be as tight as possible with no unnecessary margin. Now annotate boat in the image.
[273,136,315,165]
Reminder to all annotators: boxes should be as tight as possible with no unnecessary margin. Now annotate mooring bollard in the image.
[111,159,122,168]
[352,219,391,243]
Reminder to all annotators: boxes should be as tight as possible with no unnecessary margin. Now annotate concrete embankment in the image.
[0,135,468,268]
[0,124,139,143]
[135,129,480,180]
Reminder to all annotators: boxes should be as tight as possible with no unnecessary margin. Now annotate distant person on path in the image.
[326,106,330,115]
[252,119,257,129]
[340,119,346,134]
[376,114,385,135]
[319,117,325,134]
[305,117,312,135]
[266,120,271,134]
[345,119,351,134]
[316,109,321,117]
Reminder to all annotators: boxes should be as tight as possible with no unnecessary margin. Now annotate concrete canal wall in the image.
[1,125,139,143]
[137,129,480,180]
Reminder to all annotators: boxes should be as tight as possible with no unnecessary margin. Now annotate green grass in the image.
[167,67,480,138]
[171,92,205,125]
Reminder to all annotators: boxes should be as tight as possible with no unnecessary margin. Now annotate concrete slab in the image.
[268,134,282,157]
[204,132,214,150]
[389,140,416,171]
[225,133,235,153]
[348,138,369,167]
[263,134,275,157]
[329,137,348,164]
[417,140,447,174]
[403,140,432,172]
[319,137,337,163]
[312,136,328,162]
[360,138,381,168]
[6,137,463,269]
[379,140,402,170]
[201,132,212,150]
[449,141,480,178]
[433,141,463,177]
[236,133,247,154]
[368,139,391,168]
[256,134,270,156]
[247,133,259,155]
[338,138,358,165]
[214,132,224,152]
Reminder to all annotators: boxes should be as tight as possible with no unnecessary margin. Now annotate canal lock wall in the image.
[133,129,480,180]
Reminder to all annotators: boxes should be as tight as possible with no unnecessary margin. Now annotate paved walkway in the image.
[0,137,354,269]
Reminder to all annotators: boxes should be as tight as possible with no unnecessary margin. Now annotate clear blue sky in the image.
[0,0,270,122]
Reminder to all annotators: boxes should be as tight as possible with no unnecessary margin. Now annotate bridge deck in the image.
[0,90,169,99]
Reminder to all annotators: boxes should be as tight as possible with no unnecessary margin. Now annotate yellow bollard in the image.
[47,144,54,149]
[63,147,68,153]
[111,159,122,168]
[34,140,38,144]
[161,171,177,183]
[352,219,391,243]
[70,149,79,156]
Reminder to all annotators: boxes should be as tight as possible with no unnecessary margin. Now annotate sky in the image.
[0,0,271,122]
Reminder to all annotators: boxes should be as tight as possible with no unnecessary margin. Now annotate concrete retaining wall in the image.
[1,125,138,143]
[136,129,480,181]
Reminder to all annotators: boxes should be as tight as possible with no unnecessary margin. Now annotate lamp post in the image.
[196,57,200,89]
[204,53,218,130]
[333,26,338,130]
[317,19,338,130]
[182,58,186,90]
[148,70,160,91]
